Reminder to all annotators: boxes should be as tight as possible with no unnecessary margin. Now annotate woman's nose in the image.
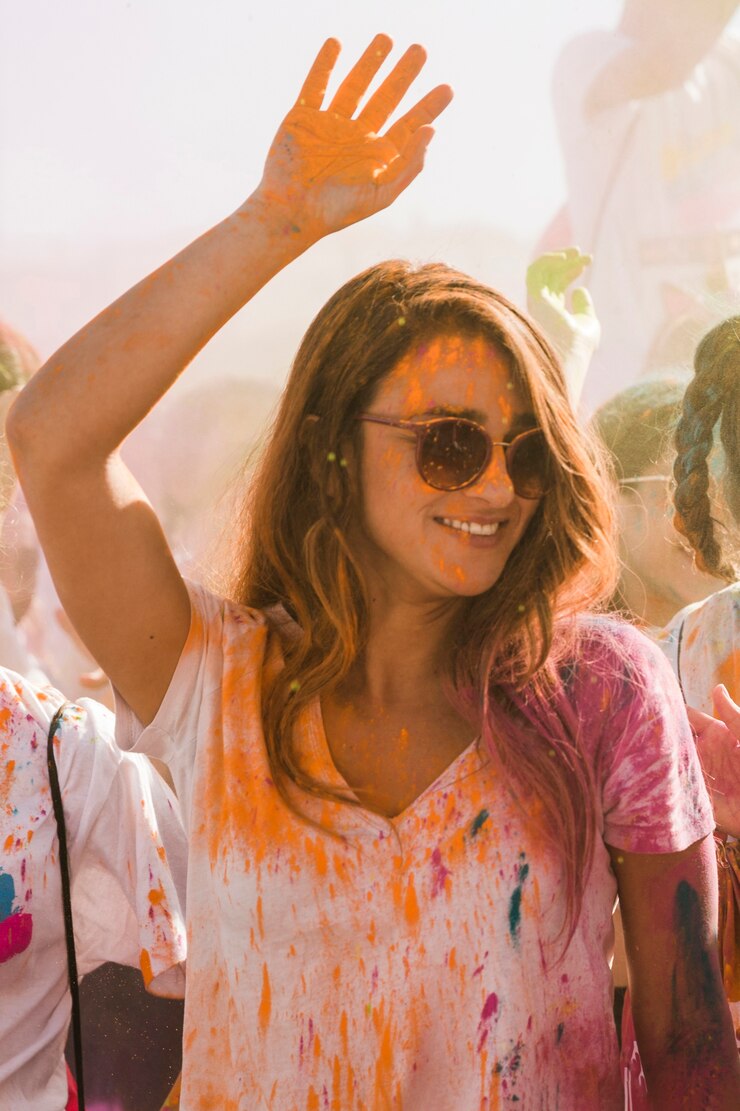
[463,444,516,503]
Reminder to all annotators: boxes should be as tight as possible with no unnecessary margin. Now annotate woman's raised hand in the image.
[254,35,453,239]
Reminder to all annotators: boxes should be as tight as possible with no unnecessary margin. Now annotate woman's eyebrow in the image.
[411,405,489,422]
[410,406,539,432]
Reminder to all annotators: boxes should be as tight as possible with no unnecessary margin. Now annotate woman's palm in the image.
[258,36,453,235]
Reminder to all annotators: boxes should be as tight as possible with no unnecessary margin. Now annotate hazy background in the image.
[1,0,624,391]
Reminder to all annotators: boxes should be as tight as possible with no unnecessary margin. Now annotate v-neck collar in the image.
[301,696,488,830]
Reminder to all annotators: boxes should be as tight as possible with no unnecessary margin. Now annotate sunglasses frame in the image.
[355,413,547,497]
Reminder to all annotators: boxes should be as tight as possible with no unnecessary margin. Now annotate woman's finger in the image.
[296,38,342,110]
[376,124,435,193]
[384,83,454,149]
[328,34,393,117]
[712,684,740,735]
[358,43,427,133]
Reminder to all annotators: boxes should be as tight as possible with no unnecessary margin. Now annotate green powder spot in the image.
[470,809,490,837]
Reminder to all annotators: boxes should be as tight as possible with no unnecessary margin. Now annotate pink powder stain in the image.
[476,991,499,1052]
[430,847,451,897]
[481,992,498,1022]
[0,911,33,962]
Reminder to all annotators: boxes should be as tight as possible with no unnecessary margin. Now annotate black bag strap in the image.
[47,702,85,1110]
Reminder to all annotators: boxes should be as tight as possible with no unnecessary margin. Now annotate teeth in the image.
[442,518,500,536]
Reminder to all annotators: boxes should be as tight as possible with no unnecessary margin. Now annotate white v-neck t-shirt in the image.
[115,582,712,1110]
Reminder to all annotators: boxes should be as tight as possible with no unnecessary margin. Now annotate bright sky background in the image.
[1,0,620,377]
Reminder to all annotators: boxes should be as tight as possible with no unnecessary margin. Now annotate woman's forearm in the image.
[8,191,312,470]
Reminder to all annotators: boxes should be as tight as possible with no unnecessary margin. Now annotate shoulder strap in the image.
[47,702,85,1111]
[675,617,687,704]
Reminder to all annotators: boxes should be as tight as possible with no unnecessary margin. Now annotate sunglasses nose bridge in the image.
[464,440,516,498]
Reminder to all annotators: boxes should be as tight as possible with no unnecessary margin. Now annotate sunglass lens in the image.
[507,430,550,498]
[419,420,489,490]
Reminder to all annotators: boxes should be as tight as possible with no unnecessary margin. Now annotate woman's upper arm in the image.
[13,450,191,725]
[611,837,740,1108]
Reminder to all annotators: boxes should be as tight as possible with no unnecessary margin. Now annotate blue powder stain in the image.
[508,861,530,942]
[0,872,16,919]
[470,809,490,837]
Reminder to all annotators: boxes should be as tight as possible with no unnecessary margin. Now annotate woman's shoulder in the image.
[563,612,670,683]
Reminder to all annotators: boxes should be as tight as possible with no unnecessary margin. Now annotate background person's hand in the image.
[687,684,740,837]
[526,248,600,406]
[254,35,453,241]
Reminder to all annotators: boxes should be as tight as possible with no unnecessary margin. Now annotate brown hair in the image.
[232,260,619,945]
[673,317,740,580]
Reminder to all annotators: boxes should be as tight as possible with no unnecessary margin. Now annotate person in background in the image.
[593,378,727,632]
[0,320,47,683]
[550,0,740,410]
[525,248,599,410]
[616,318,740,1105]
[7,35,739,1109]
[0,671,187,1111]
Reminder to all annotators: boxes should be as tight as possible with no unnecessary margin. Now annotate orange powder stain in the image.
[256,896,264,940]
[685,625,701,649]
[0,706,12,733]
[448,947,457,970]
[717,649,739,700]
[404,874,420,926]
[157,845,166,863]
[306,835,328,877]
[140,948,153,986]
[306,1087,320,1111]
[26,830,33,843]
[331,1055,342,1111]
[367,918,377,945]
[148,886,164,905]
[258,963,272,1031]
[497,392,513,426]
[340,1010,348,1057]
[373,1016,395,1108]
[314,1033,321,1059]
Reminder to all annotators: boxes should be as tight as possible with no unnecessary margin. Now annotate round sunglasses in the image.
[356,413,551,497]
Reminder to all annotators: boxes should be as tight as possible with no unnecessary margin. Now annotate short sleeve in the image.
[58,699,188,996]
[598,628,714,853]
[658,584,740,713]
[114,579,226,764]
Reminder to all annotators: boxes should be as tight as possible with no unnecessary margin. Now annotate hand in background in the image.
[254,34,453,240]
[526,248,600,406]
[687,684,740,837]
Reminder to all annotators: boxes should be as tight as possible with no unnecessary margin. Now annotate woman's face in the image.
[617,454,726,628]
[354,332,542,603]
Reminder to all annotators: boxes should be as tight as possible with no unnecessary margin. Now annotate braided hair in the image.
[673,317,740,581]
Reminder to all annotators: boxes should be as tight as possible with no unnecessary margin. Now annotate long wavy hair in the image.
[673,317,740,580]
[231,261,619,946]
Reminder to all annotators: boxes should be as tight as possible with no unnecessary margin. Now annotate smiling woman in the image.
[6,33,740,1111]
